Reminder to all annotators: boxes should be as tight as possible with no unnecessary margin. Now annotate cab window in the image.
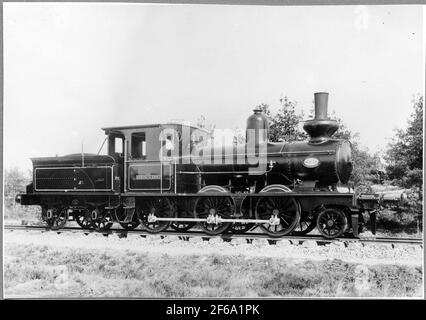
[115,138,123,153]
[108,135,124,157]
[131,132,146,159]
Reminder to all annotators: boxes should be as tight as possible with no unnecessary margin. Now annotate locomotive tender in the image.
[16,92,381,239]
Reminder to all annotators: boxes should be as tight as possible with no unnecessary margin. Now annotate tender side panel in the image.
[34,166,113,191]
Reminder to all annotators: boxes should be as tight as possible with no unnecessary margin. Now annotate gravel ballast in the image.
[4,229,423,266]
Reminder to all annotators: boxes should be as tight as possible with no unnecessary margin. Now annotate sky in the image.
[3,3,424,171]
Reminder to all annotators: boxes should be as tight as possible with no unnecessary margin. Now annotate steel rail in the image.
[4,224,423,246]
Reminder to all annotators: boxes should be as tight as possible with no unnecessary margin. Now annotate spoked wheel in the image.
[90,208,114,231]
[292,211,316,236]
[42,206,69,230]
[75,210,93,229]
[170,199,195,232]
[255,196,301,237]
[137,197,174,233]
[115,206,140,230]
[194,196,234,235]
[316,208,348,239]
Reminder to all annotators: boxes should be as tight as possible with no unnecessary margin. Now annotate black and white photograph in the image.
[1,1,424,301]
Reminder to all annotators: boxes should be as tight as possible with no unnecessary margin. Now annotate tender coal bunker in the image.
[35,167,113,191]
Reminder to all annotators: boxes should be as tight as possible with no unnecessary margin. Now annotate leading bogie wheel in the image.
[316,208,348,239]
[137,197,174,233]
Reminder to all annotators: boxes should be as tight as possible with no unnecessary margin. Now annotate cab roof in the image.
[101,122,210,134]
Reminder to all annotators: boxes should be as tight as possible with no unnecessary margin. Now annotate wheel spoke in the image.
[280,216,290,226]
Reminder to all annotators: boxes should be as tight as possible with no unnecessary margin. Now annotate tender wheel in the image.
[90,208,114,231]
[194,196,234,235]
[75,210,93,229]
[43,206,69,230]
[115,206,140,230]
[137,197,174,233]
[316,208,348,239]
[255,196,301,237]
[292,211,316,236]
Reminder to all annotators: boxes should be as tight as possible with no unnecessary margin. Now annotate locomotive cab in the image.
[102,123,210,193]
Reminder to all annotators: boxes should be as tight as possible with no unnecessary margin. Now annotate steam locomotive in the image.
[16,92,383,239]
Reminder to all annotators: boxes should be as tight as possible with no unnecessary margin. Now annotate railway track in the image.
[4,224,423,247]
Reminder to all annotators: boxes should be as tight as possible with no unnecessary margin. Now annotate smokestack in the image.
[303,92,338,143]
[314,92,329,120]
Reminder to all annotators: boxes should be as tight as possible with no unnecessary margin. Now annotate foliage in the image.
[257,96,307,142]
[383,96,423,228]
[4,167,30,198]
[385,96,423,191]
[4,167,37,222]
[350,148,384,187]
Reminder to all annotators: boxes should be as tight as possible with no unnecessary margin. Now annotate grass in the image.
[4,201,42,224]
[4,243,423,298]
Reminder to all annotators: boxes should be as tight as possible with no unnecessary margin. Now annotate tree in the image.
[4,167,29,198]
[350,147,384,187]
[331,113,383,188]
[384,96,423,231]
[257,96,307,142]
[385,96,423,191]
